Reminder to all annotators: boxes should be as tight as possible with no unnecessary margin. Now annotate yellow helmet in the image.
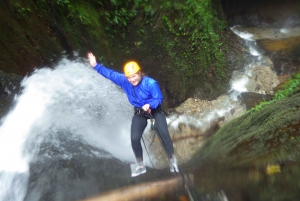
[124,61,140,77]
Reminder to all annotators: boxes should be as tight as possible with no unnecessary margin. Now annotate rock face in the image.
[147,25,291,169]
[0,70,22,99]
[196,89,300,167]
[222,0,300,28]
[0,70,22,117]
[231,26,300,75]
[222,0,300,75]
[229,57,280,95]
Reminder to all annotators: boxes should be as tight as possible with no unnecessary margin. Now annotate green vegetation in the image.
[124,0,228,92]
[47,0,227,92]
[6,0,230,102]
[192,89,300,168]
[159,0,227,81]
[190,73,300,168]
[274,73,300,100]
[249,72,300,114]
[13,1,32,17]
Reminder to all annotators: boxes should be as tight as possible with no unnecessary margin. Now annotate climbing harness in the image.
[134,106,163,145]
[134,107,160,168]
[134,106,173,169]
[134,107,200,200]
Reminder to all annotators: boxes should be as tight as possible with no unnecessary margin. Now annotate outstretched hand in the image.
[87,52,97,67]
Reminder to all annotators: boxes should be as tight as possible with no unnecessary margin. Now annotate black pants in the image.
[131,107,174,161]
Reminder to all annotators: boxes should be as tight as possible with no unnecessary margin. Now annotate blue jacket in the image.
[94,63,164,109]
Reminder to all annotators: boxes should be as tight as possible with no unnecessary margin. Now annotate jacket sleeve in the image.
[93,63,125,87]
[148,81,164,109]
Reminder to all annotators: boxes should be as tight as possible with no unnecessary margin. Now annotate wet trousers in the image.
[131,109,174,161]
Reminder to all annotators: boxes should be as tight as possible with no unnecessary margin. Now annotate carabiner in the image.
[151,119,156,130]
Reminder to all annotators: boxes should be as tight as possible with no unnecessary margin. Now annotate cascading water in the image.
[166,26,280,164]
[0,57,136,201]
[229,25,300,101]
[0,27,285,201]
[229,26,264,101]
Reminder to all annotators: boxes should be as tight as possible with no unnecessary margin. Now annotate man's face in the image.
[127,73,142,86]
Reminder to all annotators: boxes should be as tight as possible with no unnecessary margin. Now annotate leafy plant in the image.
[13,2,32,17]
[153,0,227,90]
[33,0,228,94]
[274,73,300,100]
[249,72,300,114]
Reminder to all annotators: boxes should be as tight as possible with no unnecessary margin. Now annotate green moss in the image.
[0,0,233,106]
[249,72,300,115]
[146,0,228,92]
[192,91,300,168]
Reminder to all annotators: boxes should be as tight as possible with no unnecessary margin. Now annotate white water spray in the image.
[0,57,136,200]
[167,25,278,139]
[228,26,265,101]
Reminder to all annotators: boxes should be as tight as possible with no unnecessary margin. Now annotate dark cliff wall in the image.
[0,0,242,109]
[221,0,300,75]
[221,0,300,28]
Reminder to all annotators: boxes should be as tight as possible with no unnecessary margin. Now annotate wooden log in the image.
[81,176,185,201]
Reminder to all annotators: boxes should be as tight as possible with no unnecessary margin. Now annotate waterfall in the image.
[229,26,264,101]
[0,57,136,201]
[167,26,279,146]
[0,27,284,201]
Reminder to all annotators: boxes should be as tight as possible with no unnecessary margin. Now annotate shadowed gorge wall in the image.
[1,0,299,108]
[221,0,300,27]
[0,0,239,108]
[221,0,300,75]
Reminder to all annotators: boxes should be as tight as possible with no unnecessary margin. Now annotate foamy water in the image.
[0,25,280,199]
[0,57,135,200]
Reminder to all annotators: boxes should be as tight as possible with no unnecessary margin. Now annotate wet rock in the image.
[0,70,23,118]
[147,94,246,169]
[230,57,280,95]
[258,36,300,75]
[239,92,273,110]
[0,70,22,99]
[24,132,177,201]
[223,0,300,28]
[191,89,300,169]
[152,52,281,168]
[231,26,300,76]
[231,26,300,41]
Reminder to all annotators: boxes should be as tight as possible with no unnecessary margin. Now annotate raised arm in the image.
[87,52,126,87]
